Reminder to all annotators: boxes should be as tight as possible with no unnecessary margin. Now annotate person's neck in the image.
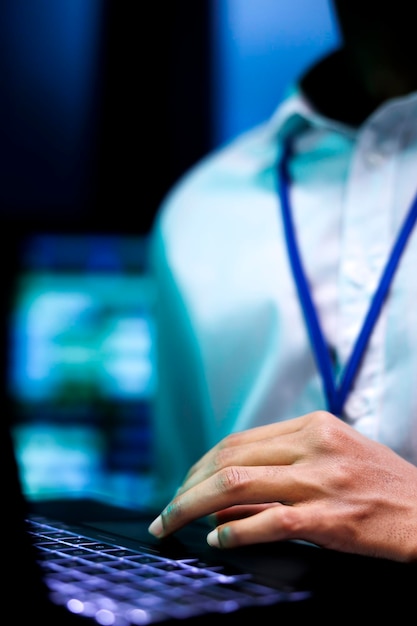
[344,39,417,104]
[300,48,417,128]
[328,1,417,120]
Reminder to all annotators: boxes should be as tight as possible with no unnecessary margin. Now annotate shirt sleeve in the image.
[147,210,212,509]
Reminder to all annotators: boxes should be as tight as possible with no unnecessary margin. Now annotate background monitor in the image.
[8,233,156,508]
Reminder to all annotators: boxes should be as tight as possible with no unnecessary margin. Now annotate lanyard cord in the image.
[278,139,417,416]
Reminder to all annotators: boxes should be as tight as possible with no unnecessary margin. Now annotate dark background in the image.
[0,0,212,437]
[1,1,340,500]
[0,0,212,237]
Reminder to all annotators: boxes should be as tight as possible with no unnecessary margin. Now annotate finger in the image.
[177,425,308,497]
[213,502,283,524]
[185,414,310,482]
[206,502,322,549]
[149,464,303,538]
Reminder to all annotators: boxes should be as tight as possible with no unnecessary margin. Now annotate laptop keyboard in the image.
[28,516,305,625]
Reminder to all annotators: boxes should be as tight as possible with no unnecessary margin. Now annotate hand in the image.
[148,410,417,562]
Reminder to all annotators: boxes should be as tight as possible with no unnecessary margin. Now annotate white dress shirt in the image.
[148,77,417,508]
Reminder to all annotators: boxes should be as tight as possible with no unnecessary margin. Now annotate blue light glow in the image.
[211,0,341,146]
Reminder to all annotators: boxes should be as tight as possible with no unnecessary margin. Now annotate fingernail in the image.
[148,515,163,537]
[207,528,220,548]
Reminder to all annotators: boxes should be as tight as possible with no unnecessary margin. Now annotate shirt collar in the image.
[267,86,356,146]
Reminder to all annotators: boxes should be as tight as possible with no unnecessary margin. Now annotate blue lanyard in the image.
[278,138,417,417]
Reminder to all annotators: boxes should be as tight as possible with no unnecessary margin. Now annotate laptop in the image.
[8,417,313,625]
[6,233,416,624]
[9,373,417,626]
[7,232,316,624]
